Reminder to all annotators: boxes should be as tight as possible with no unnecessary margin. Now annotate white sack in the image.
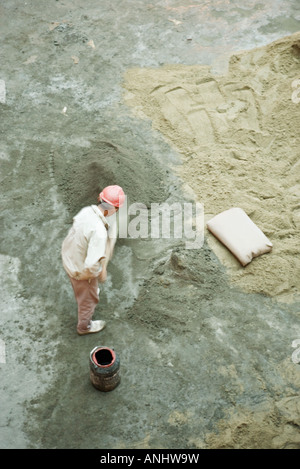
[206,207,272,266]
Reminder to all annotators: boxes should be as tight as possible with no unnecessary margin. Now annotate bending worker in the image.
[61,185,125,335]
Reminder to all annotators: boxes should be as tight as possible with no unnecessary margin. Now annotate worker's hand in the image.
[98,267,107,283]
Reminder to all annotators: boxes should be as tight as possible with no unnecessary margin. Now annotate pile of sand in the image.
[123,32,300,302]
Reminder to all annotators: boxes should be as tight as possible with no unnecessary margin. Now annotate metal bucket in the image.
[89,346,120,392]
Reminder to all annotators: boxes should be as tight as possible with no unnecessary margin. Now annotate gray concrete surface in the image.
[0,0,300,449]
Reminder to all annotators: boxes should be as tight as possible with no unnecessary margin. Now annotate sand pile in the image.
[123,32,300,302]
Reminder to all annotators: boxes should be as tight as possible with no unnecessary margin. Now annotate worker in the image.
[61,185,126,335]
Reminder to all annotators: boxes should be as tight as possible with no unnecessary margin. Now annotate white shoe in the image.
[77,320,106,335]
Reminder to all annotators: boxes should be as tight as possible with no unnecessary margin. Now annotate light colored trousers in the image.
[69,276,99,333]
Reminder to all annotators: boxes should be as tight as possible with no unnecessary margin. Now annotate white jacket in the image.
[61,205,116,280]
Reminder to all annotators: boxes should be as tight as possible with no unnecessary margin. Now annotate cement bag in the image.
[206,207,272,266]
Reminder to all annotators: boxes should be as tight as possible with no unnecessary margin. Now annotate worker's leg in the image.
[69,277,99,333]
